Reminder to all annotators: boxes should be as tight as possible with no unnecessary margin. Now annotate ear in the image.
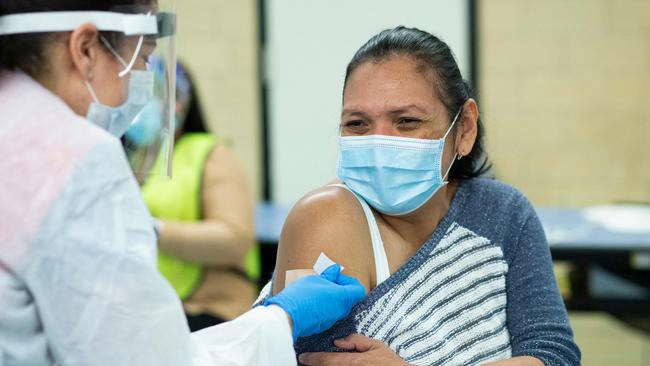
[67,23,102,80]
[455,98,479,157]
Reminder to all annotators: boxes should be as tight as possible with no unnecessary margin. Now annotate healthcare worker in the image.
[0,2,365,365]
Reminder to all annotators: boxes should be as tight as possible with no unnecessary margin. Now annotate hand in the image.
[151,217,164,240]
[264,264,366,341]
[299,333,409,366]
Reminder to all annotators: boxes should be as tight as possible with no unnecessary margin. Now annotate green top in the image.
[142,133,216,299]
[142,133,260,300]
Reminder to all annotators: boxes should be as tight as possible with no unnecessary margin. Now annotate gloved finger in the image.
[342,282,366,307]
[319,263,342,282]
[335,272,364,287]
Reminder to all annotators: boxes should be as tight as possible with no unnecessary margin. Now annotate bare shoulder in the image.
[272,184,373,294]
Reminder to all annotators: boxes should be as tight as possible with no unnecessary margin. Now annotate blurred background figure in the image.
[130,61,260,331]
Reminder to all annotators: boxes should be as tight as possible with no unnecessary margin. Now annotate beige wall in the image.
[171,0,262,199]
[167,0,650,205]
[480,0,650,206]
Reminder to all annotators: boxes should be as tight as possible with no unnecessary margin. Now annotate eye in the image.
[397,118,422,129]
[344,120,363,127]
[341,120,369,133]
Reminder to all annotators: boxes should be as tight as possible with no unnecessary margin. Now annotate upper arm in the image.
[271,186,374,295]
[202,145,254,243]
[156,145,254,265]
[505,204,581,365]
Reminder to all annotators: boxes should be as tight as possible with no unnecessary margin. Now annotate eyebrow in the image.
[341,110,371,119]
[341,104,430,118]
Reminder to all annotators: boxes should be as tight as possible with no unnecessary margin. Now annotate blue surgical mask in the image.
[337,109,461,216]
[85,69,154,138]
[123,98,163,146]
[85,36,154,138]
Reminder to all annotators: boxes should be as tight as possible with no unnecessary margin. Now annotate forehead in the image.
[343,55,439,108]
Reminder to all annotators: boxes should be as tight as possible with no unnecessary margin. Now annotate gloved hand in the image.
[264,264,366,341]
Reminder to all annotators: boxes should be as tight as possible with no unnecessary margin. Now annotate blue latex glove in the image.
[264,264,366,341]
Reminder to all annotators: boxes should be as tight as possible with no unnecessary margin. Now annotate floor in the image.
[570,311,650,366]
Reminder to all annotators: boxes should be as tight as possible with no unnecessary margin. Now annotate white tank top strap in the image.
[328,183,391,285]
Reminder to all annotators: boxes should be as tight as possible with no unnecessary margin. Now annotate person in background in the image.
[130,61,259,331]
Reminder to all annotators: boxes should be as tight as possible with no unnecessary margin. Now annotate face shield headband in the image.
[0,10,178,181]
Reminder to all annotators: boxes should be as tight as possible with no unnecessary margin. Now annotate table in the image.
[537,206,650,312]
[255,203,650,311]
[537,206,650,259]
[255,202,290,244]
[255,203,290,285]
[257,203,650,252]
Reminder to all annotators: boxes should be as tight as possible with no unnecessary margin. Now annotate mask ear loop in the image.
[84,79,100,103]
[441,152,456,182]
[441,106,464,181]
[442,107,462,140]
[100,35,144,78]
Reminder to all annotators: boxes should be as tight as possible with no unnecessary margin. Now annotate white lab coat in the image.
[0,71,295,365]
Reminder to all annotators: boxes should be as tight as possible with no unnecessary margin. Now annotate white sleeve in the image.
[19,139,295,366]
[24,140,195,366]
[190,305,296,366]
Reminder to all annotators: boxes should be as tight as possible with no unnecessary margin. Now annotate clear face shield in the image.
[115,6,178,183]
[0,6,177,181]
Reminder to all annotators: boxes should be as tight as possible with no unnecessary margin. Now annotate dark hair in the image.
[0,0,152,77]
[177,62,208,134]
[344,26,492,180]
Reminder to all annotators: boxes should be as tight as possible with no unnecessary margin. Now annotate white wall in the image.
[266,0,470,205]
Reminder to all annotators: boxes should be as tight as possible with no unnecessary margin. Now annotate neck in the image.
[34,71,59,97]
[380,180,458,245]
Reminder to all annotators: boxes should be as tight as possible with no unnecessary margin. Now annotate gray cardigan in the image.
[258,178,581,365]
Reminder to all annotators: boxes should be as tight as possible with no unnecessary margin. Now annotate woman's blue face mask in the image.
[337,108,461,216]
